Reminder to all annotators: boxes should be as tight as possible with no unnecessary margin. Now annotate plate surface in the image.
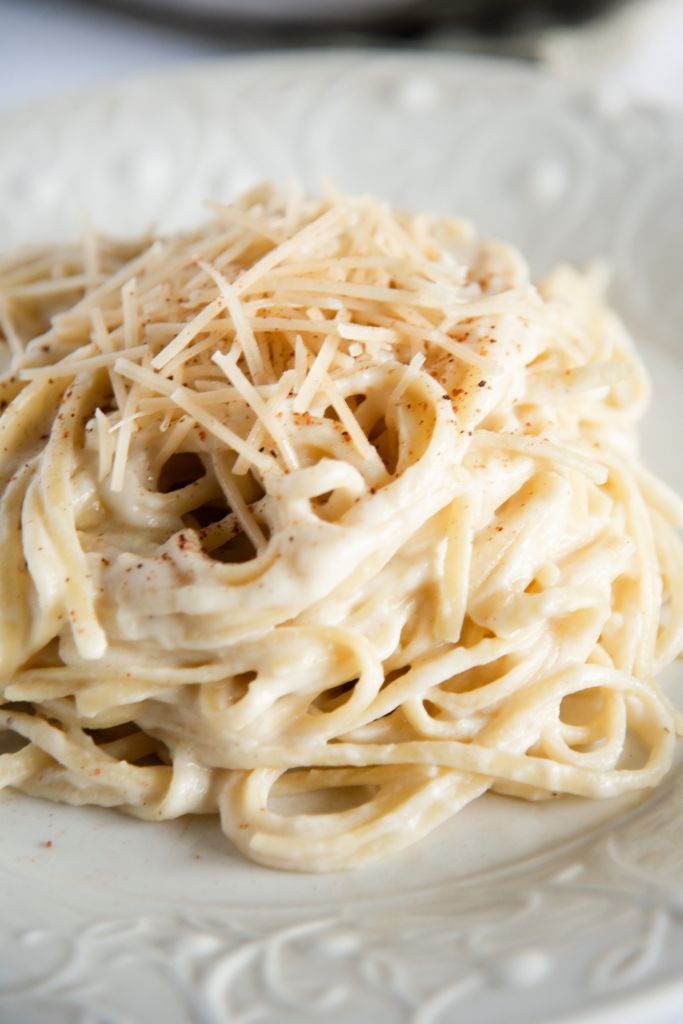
[1,51,683,1024]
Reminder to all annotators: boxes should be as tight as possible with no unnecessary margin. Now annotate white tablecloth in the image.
[0,0,222,110]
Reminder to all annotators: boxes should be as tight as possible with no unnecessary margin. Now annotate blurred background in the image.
[1,0,682,111]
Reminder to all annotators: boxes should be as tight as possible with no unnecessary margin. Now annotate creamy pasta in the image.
[1,183,682,871]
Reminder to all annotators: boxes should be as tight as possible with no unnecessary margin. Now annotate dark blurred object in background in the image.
[93,0,621,39]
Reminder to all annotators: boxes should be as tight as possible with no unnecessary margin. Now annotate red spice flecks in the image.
[45,840,53,848]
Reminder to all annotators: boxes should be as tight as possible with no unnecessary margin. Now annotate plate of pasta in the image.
[1,52,683,1024]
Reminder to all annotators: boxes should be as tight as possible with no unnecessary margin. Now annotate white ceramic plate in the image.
[1,52,683,1024]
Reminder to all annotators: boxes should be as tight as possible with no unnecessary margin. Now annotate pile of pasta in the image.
[1,183,682,871]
